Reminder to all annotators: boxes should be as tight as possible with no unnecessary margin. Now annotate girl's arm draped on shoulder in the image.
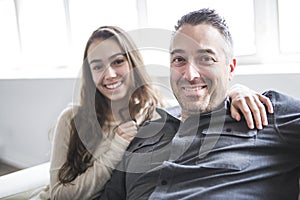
[228,84,273,130]
[49,106,131,200]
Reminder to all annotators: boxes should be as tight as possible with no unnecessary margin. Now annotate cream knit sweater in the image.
[49,106,130,200]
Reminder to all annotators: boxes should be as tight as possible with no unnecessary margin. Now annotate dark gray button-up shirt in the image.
[97,90,300,200]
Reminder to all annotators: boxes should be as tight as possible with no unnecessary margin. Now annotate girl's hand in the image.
[114,120,138,142]
[229,84,274,129]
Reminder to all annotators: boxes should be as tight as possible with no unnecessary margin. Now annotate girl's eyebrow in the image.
[109,52,126,60]
[89,59,102,64]
[89,52,125,65]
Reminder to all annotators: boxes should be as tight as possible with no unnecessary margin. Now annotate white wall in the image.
[231,73,300,98]
[0,73,299,169]
[0,79,76,168]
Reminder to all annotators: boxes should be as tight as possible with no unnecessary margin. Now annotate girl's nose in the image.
[104,66,117,78]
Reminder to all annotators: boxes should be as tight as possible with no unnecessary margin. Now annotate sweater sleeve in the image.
[49,106,130,200]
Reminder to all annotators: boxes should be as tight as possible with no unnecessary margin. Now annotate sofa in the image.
[0,161,299,199]
[0,162,50,199]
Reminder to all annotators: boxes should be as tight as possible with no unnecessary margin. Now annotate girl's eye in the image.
[92,65,105,71]
[111,58,125,66]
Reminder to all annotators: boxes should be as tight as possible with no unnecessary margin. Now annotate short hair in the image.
[175,8,234,59]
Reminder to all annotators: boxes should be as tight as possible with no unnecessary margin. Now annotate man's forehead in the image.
[173,24,222,41]
[171,24,226,56]
[171,35,212,55]
[171,32,202,51]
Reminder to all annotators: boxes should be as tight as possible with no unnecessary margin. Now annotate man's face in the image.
[170,24,236,120]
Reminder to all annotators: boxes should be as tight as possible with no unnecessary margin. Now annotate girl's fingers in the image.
[115,120,138,141]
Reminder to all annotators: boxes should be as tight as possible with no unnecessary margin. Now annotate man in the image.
[97,8,300,199]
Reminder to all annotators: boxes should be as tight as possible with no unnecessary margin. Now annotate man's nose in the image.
[184,62,200,81]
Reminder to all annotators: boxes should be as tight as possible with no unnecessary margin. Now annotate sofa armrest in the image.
[0,162,50,198]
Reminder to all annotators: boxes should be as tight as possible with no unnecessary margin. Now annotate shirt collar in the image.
[156,97,231,122]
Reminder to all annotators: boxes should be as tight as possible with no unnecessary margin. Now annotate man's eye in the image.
[198,56,216,65]
[171,56,186,67]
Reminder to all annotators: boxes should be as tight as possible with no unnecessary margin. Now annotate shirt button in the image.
[226,128,232,132]
[143,121,150,126]
[161,180,167,185]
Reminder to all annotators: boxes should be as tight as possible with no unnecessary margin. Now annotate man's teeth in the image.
[184,86,205,91]
[106,82,122,89]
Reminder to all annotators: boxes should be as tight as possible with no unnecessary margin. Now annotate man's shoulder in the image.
[140,106,181,128]
[263,89,298,99]
[128,107,180,151]
[263,90,300,116]
[263,90,300,106]
[163,105,182,118]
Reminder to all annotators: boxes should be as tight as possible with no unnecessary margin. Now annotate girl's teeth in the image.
[106,82,122,89]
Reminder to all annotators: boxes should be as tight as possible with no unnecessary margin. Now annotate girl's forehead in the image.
[88,39,123,60]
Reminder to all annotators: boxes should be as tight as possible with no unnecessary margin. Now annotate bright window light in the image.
[278,0,300,53]
[146,0,255,56]
[68,0,138,75]
[0,0,20,75]
[1,0,299,79]
[17,0,69,73]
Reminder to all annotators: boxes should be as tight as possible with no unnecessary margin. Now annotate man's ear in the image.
[228,58,236,81]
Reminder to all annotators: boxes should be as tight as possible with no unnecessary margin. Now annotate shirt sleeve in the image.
[49,106,130,200]
[96,163,127,200]
[268,90,300,148]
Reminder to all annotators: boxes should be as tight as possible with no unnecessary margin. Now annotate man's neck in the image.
[180,98,229,122]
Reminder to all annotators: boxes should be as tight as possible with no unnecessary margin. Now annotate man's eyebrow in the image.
[196,49,216,55]
[170,49,216,55]
[170,49,185,55]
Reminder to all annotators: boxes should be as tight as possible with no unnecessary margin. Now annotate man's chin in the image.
[179,97,209,112]
[181,103,202,113]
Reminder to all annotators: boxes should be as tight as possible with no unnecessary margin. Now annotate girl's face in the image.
[87,38,134,102]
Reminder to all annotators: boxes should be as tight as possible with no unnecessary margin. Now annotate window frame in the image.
[1,0,300,79]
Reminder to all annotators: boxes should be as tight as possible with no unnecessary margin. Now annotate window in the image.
[68,0,138,75]
[278,0,300,54]
[146,0,255,56]
[0,0,20,76]
[0,0,138,79]
[143,0,256,76]
[0,0,299,79]
[17,0,69,75]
